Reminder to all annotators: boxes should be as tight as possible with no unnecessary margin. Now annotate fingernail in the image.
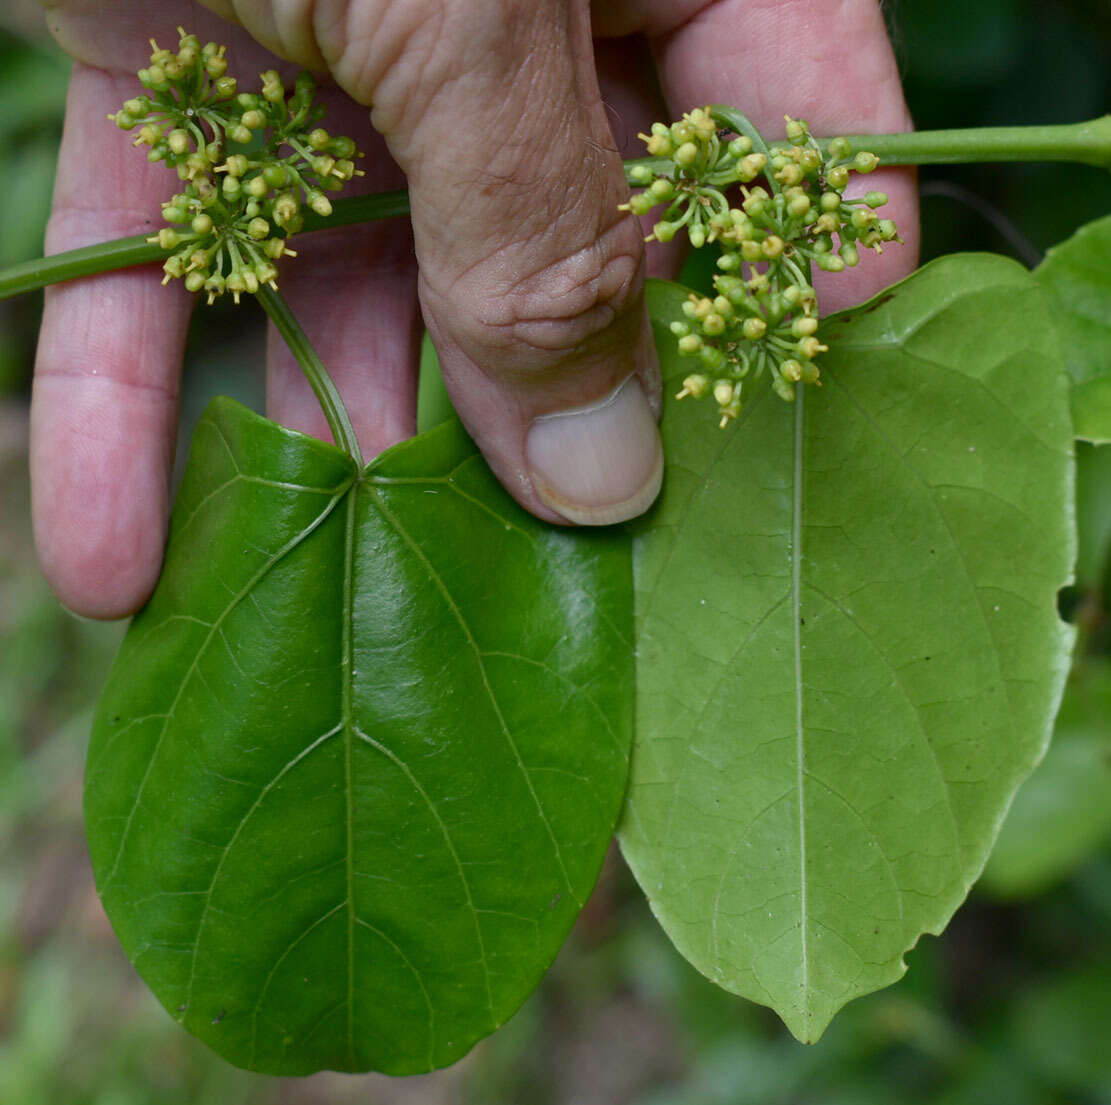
[525,376,663,525]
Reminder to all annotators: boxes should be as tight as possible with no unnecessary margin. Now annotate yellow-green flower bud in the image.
[248,217,270,240]
[827,137,851,161]
[702,312,726,336]
[229,123,252,145]
[309,127,331,150]
[240,108,266,130]
[761,235,784,259]
[213,76,237,100]
[221,174,242,199]
[716,251,741,272]
[671,120,696,145]
[827,165,850,190]
[854,151,880,173]
[678,334,703,356]
[713,380,735,407]
[674,141,700,168]
[785,116,808,144]
[254,260,279,286]
[737,153,767,182]
[245,174,269,198]
[864,190,888,209]
[851,207,877,230]
[799,148,822,174]
[223,154,248,177]
[816,252,845,272]
[649,177,675,201]
[191,213,213,235]
[775,163,803,187]
[689,225,707,249]
[329,135,357,159]
[261,69,284,102]
[156,228,181,249]
[839,243,860,267]
[307,190,332,217]
[742,317,767,341]
[780,358,803,383]
[184,270,207,293]
[625,193,655,216]
[774,377,797,402]
[678,374,709,399]
[263,164,290,188]
[797,336,828,359]
[819,191,841,212]
[728,136,752,158]
[788,193,811,217]
[792,316,819,338]
[206,54,228,79]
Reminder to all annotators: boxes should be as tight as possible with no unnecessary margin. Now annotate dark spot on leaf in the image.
[212,1009,226,1025]
[549,894,562,909]
[176,1004,186,1013]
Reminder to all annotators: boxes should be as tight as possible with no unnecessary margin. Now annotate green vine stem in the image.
[256,285,364,468]
[826,116,1111,170]
[0,190,409,301]
[3,116,1110,305]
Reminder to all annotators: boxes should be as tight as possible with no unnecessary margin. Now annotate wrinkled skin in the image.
[34,0,918,617]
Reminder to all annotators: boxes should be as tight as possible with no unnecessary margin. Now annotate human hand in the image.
[33,0,919,618]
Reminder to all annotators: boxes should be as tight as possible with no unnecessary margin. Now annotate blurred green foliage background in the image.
[2,1,1110,1102]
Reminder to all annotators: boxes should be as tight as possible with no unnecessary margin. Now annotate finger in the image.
[31,64,193,619]
[621,0,920,312]
[593,35,686,280]
[330,0,664,526]
[263,94,421,459]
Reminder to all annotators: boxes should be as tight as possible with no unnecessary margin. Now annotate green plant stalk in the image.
[4,116,1110,303]
[0,190,410,301]
[256,285,364,467]
[826,116,1111,169]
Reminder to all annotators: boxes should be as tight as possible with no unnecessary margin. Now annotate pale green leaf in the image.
[623,258,1075,1042]
[86,399,632,1075]
[1034,213,1111,443]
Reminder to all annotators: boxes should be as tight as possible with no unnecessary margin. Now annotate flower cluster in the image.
[623,108,900,426]
[109,28,364,302]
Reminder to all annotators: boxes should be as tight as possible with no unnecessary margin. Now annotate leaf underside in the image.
[85,402,632,1075]
[622,259,1076,1042]
[1034,213,1111,444]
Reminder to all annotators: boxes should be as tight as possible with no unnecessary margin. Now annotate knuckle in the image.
[440,215,647,371]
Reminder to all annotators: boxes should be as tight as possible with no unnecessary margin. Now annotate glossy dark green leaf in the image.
[1034,213,1111,443]
[981,661,1111,897]
[86,398,632,1075]
[625,260,1076,1042]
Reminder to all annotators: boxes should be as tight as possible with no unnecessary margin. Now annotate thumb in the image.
[353,1,663,524]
